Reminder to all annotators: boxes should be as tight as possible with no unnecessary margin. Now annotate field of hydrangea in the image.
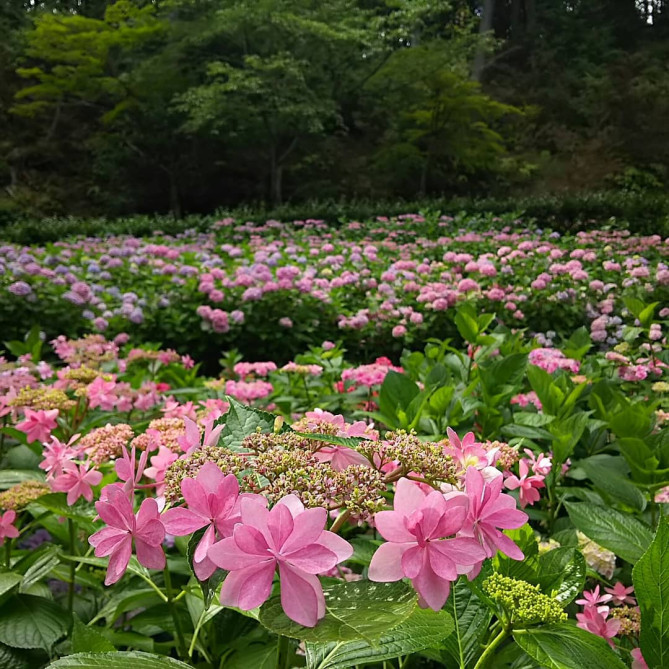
[0,214,666,669]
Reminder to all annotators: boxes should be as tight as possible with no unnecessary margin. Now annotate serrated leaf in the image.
[292,432,367,449]
[537,548,586,604]
[633,516,669,667]
[0,574,21,607]
[71,616,115,653]
[578,458,646,511]
[48,651,194,668]
[513,412,555,427]
[215,397,281,451]
[513,623,626,669]
[0,594,69,650]
[493,525,539,582]
[259,580,416,643]
[565,502,653,564]
[20,545,62,592]
[305,607,453,669]
[442,578,492,668]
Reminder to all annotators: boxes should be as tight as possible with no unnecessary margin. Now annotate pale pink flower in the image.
[176,417,223,455]
[460,467,528,565]
[576,606,621,647]
[143,446,179,497]
[523,449,552,476]
[631,648,648,669]
[162,463,243,580]
[504,460,545,507]
[87,377,117,411]
[0,510,19,545]
[208,494,353,627]
[605,582,636,606]
[368,478,486,610]
[15,408,59,443]
[39,434,80,479]
[51,461,102,505]
[576,585,613,611]
[89,486,165,585]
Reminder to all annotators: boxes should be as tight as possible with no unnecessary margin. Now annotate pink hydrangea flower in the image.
[51,461,103,505]
[208,494,353,627]
[176,417,223,455]
[504,460,545,507]
[87,377,118,411]
[15,408,59,443]
[460,467,528,564]
[143,446,179,497]
[605,582,636,606]
[368,478,486,610]
[162,463,243,580]
[0,510,19,545]
[89,486,166,585]
[576,585,613,612]
[631,648,648,669]
[39,434,80,479]
[576,606,621,647]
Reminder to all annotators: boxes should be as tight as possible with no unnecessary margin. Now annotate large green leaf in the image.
[0,574,21,607]
[48,651,194,668]
[305,607,453,669]
[0,470,44,490]
[216,398,282,451]
[442,578,492,668]
[0,595,69,651]
[378,371,420,424]
[71,616,115,654]
[577,457,646,511]
[258,580,416,643]
[537,547,586,605]
[565,502,653,564]
[493,525,539,582]
[633,516,669,668]
[514,624,626,669]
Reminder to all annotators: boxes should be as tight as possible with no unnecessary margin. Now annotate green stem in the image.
[163,567,188,660]
[188,608,206,658]
[473,625,510,669]
[301,374,312,408]
[67,519,76,613]
[276,634,290,669]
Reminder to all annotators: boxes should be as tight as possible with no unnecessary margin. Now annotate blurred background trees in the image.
[1,0,668,218]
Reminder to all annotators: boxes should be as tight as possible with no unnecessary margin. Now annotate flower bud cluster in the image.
[483,573,567,625]
[0,480,51,510]
[8,386,75,412]
[79,423,134,464]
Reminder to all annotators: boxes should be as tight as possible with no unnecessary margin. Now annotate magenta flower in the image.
[368,478,486,610]
[504,460,545,507]
[208,494,353,627]
[39,434,80,480]
[162,463,242,580]
[0,510,19,545]
[89,486,165,585]
[460,467,528,563]
[605,582,636,606]
[576,606,621,647]
[51,461,103,505]
[15,408,59,443]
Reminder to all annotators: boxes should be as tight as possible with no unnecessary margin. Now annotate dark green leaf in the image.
[48,651,194,668]
[537,548,586,605]
[71,616,115,654]
[0,594,69,651]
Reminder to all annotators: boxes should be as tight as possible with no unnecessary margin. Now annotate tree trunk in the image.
[472,0,495,81]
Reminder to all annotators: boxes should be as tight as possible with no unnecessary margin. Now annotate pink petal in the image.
[162,507,208,536]
[194,523,217,564]
[283,544,337,574]
[281,507,327,554]
[268,504,295,550]
[393,478,427,516]
[315,531,354,563]
[90,527,129,555]
[219,562,275,610]
[401,545,426,579]
[211,474,240,520]
[426,543,458,581]
[433,537,487,566]
[276,494,304,518]
[368,542,413,582]
[465,467,484,514]
[375,510,414,543]
[434,496,468,537]
[134,518,165,547]
[197,461,225,494]
[411,560,451,611]
[233,524,270,556]
[182,478,210,517]
[240,496,272,543]
[193,554,218,581]
[104,537,132,585]
[208,536,272,570]
[135,538,166,570]
[489,528,524,560]
[278,563,324,627]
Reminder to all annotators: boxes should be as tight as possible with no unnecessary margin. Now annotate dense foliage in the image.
[1,0,669,219]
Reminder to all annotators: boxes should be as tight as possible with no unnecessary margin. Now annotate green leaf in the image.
[501,424,554,442]
[292,432,366,449]
[454,306,479,343]
[305,607,453,669]
[19,546,62,592]
[537,548,586,605]
[0,594,69,650]
[71,616,115,654]
[442,578,492,668]
[258,580,416,643]
[514,412,555,427]
[378,371,420,422]
[48,651,194,668]
[493,525,539,582]
[225,642,277,669]
[429,385,454,414]
[562,327,592,361]
[0,574,21,607]
[565,502,653,564]
[0,470,45,490]
[633,516,669,668]
[577,458,646,511]
[187,529,224,608]
[514,624,627,669]
[216,398,281,451]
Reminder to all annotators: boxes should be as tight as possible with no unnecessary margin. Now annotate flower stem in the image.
[473,625,510,669]
[329,509,351,534]
[276,634,291,669]
[163,567,188,660]
[67,519,76,613]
